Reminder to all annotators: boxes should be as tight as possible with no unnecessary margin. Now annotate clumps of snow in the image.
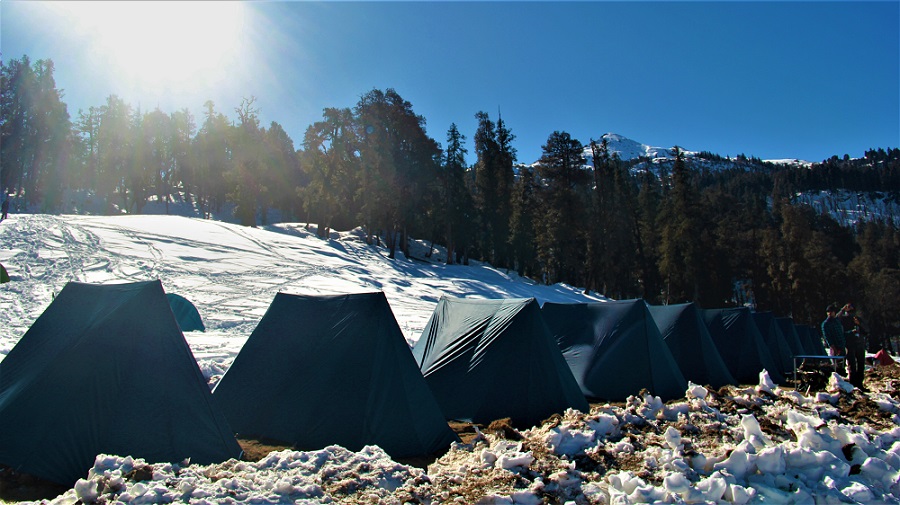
[50,446,432,505]
[35,379,900,504]
[755,369,778,395]
[829,372,857,394]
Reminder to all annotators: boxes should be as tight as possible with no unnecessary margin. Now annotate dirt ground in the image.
[2,363,899,503]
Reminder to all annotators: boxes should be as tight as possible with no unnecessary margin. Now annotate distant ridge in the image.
[526,132,812,167]
[589,133,690,162]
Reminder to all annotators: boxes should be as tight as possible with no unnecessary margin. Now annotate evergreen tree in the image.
[230,96,264,227]
[535,131,589,285]
[96,94,135,213]
[494,113,516,268]
[0,56,71,206]
[473,111,499,263]
[73,106,101,192]
[140,108,174,213]
[585,137,640,297]
[193,100,233,218]
[354,88,440,258]
[585,138,612,294]
[636,166,663,302]
[301,107,359,237]
[509,164,539,277]
[658,147,704,303]
[171,108,196,206]
[439,123,470,264]
[263,121,301,223]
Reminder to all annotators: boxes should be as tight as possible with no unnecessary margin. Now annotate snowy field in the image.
[1,213,900,504]
[0,213,602,374]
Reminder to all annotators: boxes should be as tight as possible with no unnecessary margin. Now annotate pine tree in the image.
[494,113,516,269]
[354,89,440,258]
[171,108,196,206]
[473,111,499,263]
[263,121,301,222]
[509,164,538,277]
[73,106,101,193]
[637,166,663,302]
[301,107,358,237]
[440,123,469,264]
[658,146,704,303]
[97,94,135,213]
[140,108,174,214]
[194,100,233,218]
[229,96,264,227]
[535,131,589,285]
[0,56,71,206]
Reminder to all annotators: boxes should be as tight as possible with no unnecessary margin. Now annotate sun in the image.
[53,1,249,97]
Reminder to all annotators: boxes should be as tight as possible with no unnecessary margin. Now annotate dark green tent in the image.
[0,280,241,485]
[752,311,794,378]
[542,299,688,402]
[166,293,206,332]
[796,324,827,355]
[776,317,805,357]
[412,297,589,428]
[0,262,9,283]
[702,307,786,385]
[213,292,458,458]
[648,303,737,388]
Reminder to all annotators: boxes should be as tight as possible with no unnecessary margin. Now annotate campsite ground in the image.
[3,363,898,504]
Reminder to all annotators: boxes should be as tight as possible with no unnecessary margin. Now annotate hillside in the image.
[555,132,899,226]
[0,213,604,372]
[1,213,899,504]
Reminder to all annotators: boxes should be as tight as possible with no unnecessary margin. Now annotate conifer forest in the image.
[2,56,899,349]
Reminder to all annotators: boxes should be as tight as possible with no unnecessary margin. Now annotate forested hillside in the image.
[2,55,898,348]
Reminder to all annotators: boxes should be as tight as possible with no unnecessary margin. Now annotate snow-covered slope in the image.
[579,132,815,168]
[592,132,698,162]
[792,189,900,227]
[2,213,900,505]
[0,213,604,373]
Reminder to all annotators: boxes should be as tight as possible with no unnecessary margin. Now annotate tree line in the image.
[2,55,898,348]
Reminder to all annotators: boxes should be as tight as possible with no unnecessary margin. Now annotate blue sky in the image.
[2,1,898,165]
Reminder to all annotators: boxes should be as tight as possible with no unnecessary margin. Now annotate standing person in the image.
[822,303,846,373]
[0,196,8,222]
[840,303,867,391]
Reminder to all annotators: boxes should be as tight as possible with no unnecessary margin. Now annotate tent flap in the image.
[543,300,688,402]
[413,297,589,428]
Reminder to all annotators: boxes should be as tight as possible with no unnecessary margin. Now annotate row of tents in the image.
[0,280,827,484]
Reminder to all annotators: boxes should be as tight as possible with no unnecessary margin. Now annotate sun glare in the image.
[53,1,248,97]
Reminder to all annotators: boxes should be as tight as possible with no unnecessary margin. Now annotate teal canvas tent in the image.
[0,262,8,283]
[542,299,688,402]
[648,303,737,388]
[776,317,805,357]
[752,312,794,378]
[0,280,241,485]
[796,324,827,355]
[166,293,206,332]
[412,297,589,428]
[703,307,786,385]
[213,292,458,457]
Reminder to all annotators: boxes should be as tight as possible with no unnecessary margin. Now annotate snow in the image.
[2,212,900,504]
[0,213,603,368]
[791,189,900,227]
[590,132,695,162]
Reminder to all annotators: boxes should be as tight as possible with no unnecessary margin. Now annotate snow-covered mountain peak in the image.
[587,133,694,162]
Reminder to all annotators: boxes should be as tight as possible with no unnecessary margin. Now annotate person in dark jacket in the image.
[822,303,846,374]
[0,197,8,222]
[840,303,867,391]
